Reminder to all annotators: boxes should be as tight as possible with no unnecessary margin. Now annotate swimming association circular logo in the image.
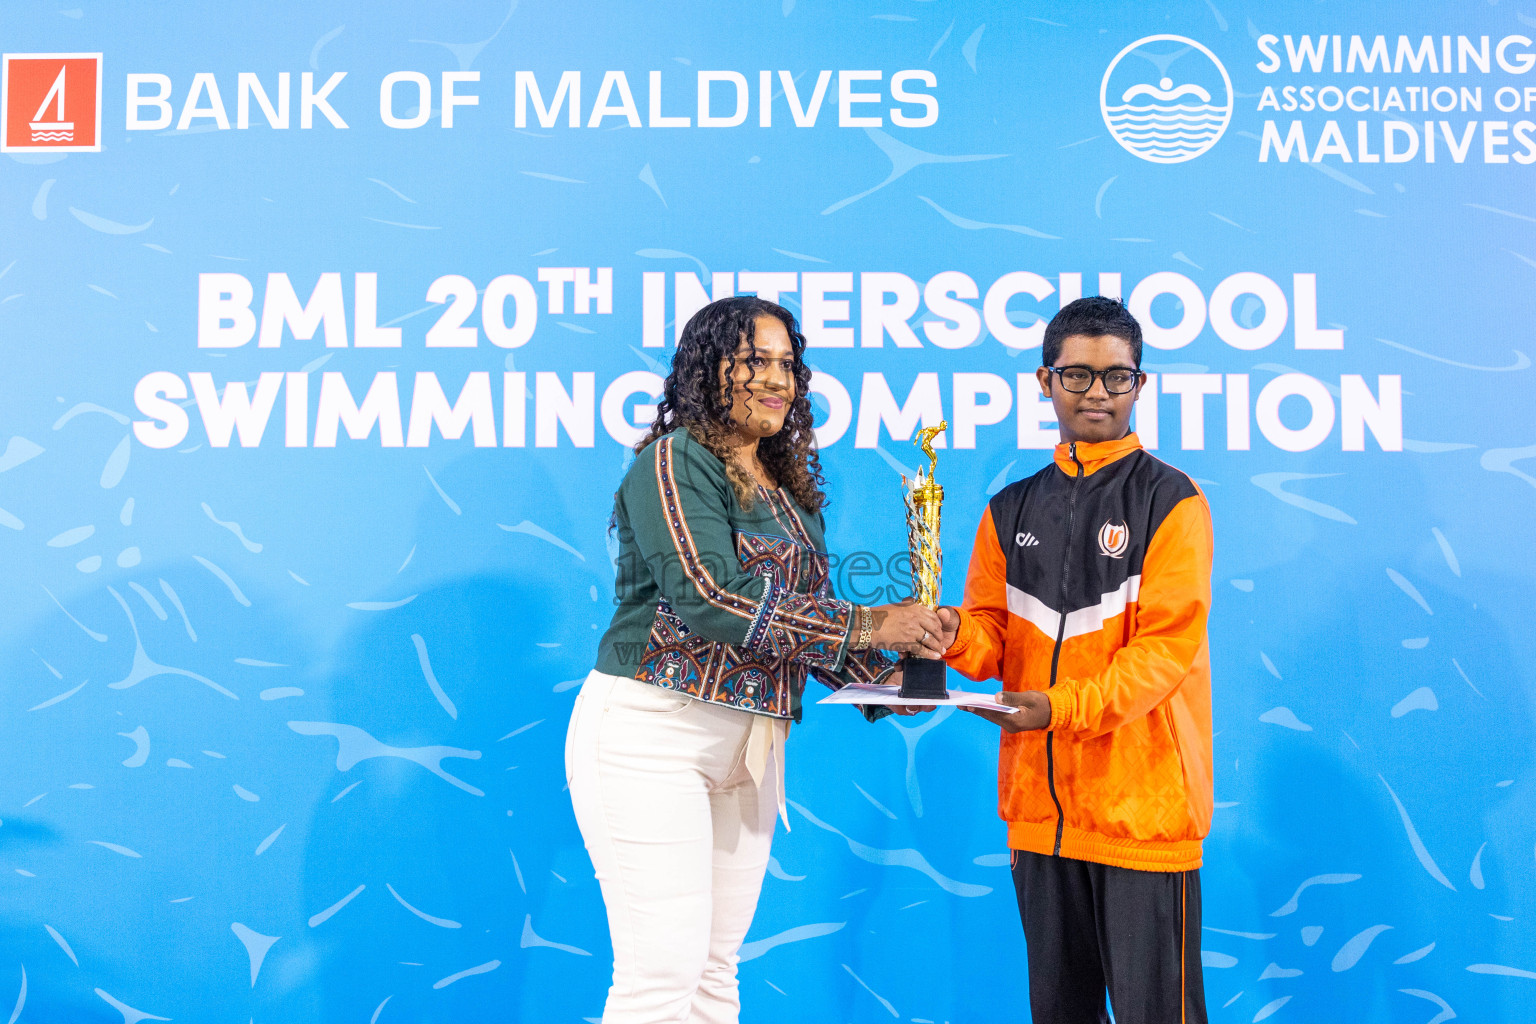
[1100,35,1232,164]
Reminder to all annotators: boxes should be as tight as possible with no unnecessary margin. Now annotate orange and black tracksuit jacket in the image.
[945,434,1214,873]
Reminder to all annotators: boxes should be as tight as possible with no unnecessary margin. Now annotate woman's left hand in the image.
[884,666,935,716]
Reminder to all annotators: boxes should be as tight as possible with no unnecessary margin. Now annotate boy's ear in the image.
[1035,366,1054,397]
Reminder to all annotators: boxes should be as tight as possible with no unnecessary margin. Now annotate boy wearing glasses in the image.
[937,296,1213,1023]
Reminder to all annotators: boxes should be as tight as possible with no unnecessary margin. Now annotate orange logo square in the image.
[2,52,103,152]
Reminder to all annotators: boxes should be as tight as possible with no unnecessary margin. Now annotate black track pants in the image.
[1011,850,1207,1024]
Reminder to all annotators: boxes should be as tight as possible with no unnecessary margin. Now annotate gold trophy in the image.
[899,422,949,700]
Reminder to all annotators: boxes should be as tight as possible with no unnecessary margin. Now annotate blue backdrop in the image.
[3,2,1535,1021]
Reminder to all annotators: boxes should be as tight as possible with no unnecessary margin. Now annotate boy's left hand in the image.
[962,690,1052,732]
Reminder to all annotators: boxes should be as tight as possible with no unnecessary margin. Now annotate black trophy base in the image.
[898,655,949,700]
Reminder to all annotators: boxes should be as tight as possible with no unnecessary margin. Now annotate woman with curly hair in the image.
[567,295,943,1023]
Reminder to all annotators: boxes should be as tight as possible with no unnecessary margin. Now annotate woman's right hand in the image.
[869,598,946,658]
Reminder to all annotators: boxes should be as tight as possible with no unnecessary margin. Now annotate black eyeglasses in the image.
[1046,366,1143,394]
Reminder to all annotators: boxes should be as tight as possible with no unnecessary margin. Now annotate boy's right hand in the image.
[937,606,961,651]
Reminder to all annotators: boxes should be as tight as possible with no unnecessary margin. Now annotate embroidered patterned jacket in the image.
[595,430,895,721]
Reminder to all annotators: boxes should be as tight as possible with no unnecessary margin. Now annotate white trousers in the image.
[567,669,787,1024]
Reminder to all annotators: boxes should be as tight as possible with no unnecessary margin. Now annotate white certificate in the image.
[818,681,1020,714]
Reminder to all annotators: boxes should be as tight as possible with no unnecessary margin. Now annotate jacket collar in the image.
[1053,433,1143,477]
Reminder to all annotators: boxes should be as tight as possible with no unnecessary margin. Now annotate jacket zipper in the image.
[1045,441,1084,856]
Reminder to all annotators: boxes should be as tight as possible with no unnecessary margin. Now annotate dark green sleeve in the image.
[624,434,853,669]
[805,509,898,720]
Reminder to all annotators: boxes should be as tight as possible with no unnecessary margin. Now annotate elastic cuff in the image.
[1046,687,1074,731]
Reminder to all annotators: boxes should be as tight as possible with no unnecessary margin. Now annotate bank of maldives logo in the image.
[2,53,102,152]
[1100,35,1230,164]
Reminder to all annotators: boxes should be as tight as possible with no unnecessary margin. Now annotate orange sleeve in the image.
[944,505,1010,684]
[1047,494,1212,737]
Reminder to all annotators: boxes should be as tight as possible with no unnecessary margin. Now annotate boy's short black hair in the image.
[1042,296,1143,367]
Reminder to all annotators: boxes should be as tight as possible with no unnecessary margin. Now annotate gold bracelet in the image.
[854,604,873,650]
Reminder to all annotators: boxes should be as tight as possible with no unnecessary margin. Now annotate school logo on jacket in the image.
[1098,520,1129,558]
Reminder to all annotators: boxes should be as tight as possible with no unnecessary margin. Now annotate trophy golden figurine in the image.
[899,421,949,700]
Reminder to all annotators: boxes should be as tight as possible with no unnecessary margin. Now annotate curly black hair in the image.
[1043,296,1143,367]
[633,295,828,512]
